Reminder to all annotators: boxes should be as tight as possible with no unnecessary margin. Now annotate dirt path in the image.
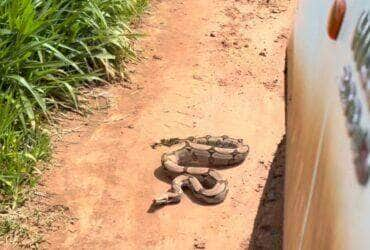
[44,0,294,248]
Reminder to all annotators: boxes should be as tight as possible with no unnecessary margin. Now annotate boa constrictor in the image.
[153,135,249,206]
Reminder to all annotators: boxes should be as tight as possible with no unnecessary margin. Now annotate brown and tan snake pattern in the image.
[153,135,249,206]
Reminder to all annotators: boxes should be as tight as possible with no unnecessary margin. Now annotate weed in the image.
[0,0,148,208]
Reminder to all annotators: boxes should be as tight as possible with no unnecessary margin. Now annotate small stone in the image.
[221,40,229,48]
[194,239,206,249]
[217,79,227,86]
[210,32,216,37]
[153,55,162,60]
[193,74,203,80]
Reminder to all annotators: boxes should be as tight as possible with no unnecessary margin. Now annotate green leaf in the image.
[24,153,37,163]
[6,75,46,114]
[19,90,36,130]
[0,176,12,187]
[43,43,84,74]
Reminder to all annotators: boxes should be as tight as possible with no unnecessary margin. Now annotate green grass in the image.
[0,0,147,209]
[0,94,50,209]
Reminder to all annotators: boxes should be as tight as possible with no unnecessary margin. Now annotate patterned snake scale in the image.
[153,135,249,205]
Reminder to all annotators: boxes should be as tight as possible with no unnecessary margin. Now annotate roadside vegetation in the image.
[0,0,147,210]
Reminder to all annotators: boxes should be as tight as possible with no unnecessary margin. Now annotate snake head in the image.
[153,192,180,206]
[153,195,168,206]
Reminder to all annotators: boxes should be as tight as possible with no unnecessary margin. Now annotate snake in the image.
[153,135,249,206]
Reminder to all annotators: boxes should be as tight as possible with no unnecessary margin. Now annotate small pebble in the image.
[153,55,162,60]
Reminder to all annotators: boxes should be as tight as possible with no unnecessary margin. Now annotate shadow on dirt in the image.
[248,136,286,250]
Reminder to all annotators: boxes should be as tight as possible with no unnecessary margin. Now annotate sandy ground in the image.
[40,0,294,248]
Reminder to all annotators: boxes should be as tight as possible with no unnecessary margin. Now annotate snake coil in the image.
[153,135,249,205]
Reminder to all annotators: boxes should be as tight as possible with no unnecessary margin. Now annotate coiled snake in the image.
[152,135,249,206]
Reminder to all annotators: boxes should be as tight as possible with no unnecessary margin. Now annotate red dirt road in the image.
[44,0,294,248]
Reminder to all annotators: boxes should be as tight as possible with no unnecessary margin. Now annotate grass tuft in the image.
[0,0,148,209]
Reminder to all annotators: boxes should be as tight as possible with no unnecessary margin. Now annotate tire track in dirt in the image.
[43,0,294,248]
